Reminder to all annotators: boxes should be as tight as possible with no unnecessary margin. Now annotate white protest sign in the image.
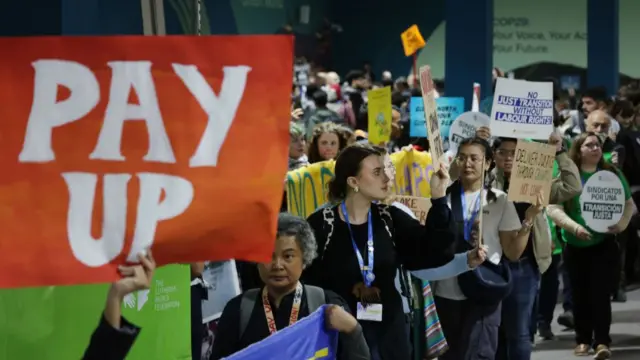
[579,170,625,233]
[293,62,310,86]
[201,260,241,323]
[490,78,554,140]
[448,111,491,152]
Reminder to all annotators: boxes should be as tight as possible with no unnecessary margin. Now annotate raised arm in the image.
[549,151,582,204]
[82,252,155,360]
[390,165,457,270]
[389,198,456,271]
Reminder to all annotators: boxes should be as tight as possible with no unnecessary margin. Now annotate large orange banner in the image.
[0,36,293,288]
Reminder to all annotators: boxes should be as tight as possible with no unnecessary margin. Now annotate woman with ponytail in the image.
[302,143,456,360]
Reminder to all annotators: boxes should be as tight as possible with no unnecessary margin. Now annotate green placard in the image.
[0,264,191,359]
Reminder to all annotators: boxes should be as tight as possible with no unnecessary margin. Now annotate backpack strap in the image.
[304,285,326,313]
[239,289,260,340]
[321,206,336,260]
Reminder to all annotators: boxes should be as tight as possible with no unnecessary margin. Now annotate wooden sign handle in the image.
[477,159,486,247]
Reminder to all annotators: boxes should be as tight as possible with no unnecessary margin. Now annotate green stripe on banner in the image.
[0,264,191,359]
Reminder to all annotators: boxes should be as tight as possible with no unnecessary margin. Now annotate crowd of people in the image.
[82,62,640,360]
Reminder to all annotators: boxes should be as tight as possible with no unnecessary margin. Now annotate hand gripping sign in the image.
[579,170,626,232]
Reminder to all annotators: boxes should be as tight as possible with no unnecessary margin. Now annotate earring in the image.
[354,186,359,193]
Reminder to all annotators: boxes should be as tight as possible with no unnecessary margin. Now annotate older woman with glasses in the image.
[211,213,370,360]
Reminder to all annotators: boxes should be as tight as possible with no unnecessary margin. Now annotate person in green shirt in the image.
[565,109,628,302]
[547,132,634,359]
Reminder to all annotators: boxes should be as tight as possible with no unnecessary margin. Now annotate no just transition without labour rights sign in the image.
[490,78,554,140]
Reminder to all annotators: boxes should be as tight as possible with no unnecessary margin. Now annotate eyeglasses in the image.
[581,142,601,150]
[455,155,484,165]
[496,149,515,158]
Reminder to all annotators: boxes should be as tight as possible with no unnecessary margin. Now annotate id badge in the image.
[356,302,383,322]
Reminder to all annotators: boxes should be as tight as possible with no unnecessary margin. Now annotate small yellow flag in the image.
[400,24,426,56]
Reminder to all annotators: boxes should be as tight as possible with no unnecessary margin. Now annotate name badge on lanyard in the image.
[341,203,383,321]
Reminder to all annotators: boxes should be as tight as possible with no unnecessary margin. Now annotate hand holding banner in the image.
[507,140,556,205]
[223,305,338,360]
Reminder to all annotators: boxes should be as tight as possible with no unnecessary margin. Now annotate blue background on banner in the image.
[225,305,338,360]
[409,97,464,140]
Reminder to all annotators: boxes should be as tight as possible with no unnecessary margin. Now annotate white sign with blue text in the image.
[489,78,554,140]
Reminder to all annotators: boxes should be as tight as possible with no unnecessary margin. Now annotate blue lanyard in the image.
[461,187,482,242]
[341,202,375,287]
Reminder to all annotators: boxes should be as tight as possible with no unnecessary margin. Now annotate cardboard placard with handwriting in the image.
[508,140,555,205]
[393,196,432,225]
[419,65,444,170]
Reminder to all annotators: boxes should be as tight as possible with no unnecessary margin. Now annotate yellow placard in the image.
[400,25,426,57]
[367,86,393,146]
[286,149,435,218]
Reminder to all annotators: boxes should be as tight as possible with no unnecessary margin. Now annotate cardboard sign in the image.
[508,140,556,205]
[490,78,554,140]
[393,196,432,225]
[0,36,293,288]
[419,65,444,170]
[448,111,491,152]
[367,86,393,145]
[579,170,625,232]
[400,25,426,57]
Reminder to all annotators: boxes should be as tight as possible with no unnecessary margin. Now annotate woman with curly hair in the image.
[308,122,349,164]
